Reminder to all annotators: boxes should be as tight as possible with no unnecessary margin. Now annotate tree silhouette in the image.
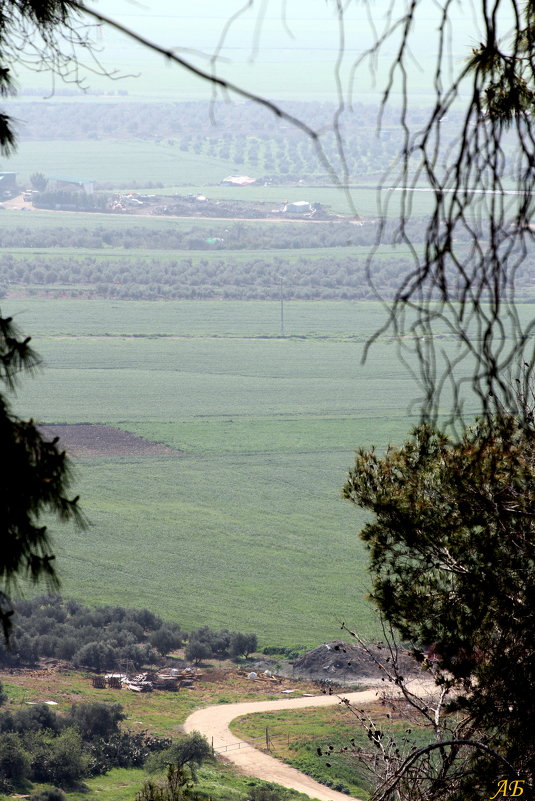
[30,172,48,192]
[344,415,535,799]
[0,314,84,638]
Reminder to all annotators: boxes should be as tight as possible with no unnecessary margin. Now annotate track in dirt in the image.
[183,690,380,801]
[184,679,433,801]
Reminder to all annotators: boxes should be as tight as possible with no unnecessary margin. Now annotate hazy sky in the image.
[15,1,509,102]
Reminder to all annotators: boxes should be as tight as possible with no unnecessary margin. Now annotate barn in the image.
[51,176,96,195]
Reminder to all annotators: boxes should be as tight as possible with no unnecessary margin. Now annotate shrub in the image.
[0,732,31,781]
[66,702,124,740]
[30,788,67,801]
[144,732,212,778]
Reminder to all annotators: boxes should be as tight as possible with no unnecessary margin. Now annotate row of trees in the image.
[177,130,401,179]
[0,220,381,250]
[4,251,535,302]
[5,99,404,144]
[1,596,258,672]
[1,596,184,670]
[33,191,108,212]
[186,627,257,663]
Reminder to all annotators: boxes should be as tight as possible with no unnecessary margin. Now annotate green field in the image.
[4,298,488,647]
[5,139,246,188]
[230,704,433,800]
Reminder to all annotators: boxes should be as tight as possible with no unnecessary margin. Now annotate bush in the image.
[87,730,171,775]
[144,732,212,777]
[73,641,117,672]
[0,732,31,781]
[66,702,124,740]
[11,704,61,734]
[229,632,257,659]
[185,640,212,664]
[32,727,89,786]
[30,788,67,801]
[149,625,183,656]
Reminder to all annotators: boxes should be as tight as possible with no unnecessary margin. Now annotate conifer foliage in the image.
[344,418,535,798]
[0,314,83,637]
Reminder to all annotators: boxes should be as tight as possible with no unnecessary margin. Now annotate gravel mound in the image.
[288,640,418,683]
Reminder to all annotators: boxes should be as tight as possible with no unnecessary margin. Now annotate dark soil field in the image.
[39,423,183,459]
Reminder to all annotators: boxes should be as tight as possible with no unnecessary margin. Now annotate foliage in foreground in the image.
[344,417,535,799]
[0,314,83,638]
[0,700,212,796]
[0,700,166,793]
[137,764,200,801]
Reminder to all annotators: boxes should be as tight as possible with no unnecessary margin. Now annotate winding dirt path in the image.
[184,689,382,801]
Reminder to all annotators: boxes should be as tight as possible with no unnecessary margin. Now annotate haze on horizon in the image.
[13,0,500,103]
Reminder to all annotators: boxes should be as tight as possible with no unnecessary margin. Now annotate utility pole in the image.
[279,275,285,337]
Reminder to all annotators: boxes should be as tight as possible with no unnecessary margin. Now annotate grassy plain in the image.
[5,299,483,648]
[0,245,413,262]
[5,139,245,188]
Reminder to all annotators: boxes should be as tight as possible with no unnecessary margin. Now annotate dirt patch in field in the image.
[39,423,183,459]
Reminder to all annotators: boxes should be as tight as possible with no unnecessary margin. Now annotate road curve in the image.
[183,689,381,801]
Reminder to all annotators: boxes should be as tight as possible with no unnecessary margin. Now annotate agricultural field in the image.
[4,139,247,190]
[0,96,531,647]
[5,298,489,648]
[2,208,533,302]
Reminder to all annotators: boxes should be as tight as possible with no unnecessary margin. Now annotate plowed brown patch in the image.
[39,424,182,459]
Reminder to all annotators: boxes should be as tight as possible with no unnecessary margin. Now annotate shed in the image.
[221,175,256,186]
[51,175,96,195]
[284,200,312,213]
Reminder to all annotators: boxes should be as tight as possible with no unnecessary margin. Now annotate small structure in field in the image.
[51,175,95,194]
[283,200,312,214]
[221,175,256,186]
[0,171,17,196]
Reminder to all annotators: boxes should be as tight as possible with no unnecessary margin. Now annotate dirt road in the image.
[183,688,382,801]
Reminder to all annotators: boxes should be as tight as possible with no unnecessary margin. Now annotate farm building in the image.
[283,200,312,214]
[221,175,256,186]
[0,172,17,194]
[51,175,95,194]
